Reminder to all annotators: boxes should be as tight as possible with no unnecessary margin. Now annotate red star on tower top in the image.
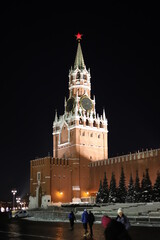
[75,32,83,41]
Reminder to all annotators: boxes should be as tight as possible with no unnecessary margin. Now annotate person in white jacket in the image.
[116,208,131,230]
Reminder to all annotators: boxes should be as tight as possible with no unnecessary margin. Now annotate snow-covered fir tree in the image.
[126,173,134,202]
[152,171,160,202]
[102,172,109,203]
[117,167,127,203]
[133,169,141,202]
[141,168,152,202]
[96,180,104,203]
[108,172,117,203]
[140,172,146,202]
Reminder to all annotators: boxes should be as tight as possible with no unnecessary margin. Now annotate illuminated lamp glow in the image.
[82,191,90,197]
[56,191,63,197]
[1,207,5,212]
[11,190,17,195]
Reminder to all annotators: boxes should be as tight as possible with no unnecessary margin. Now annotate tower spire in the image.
[74,33,85,70]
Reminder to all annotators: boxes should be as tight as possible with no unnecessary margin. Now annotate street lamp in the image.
[16,197,21,209]
[11,189,17,210]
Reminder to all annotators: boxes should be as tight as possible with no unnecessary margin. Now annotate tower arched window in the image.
[79,118,83,125]
[93,120,97,127]
[76,71,80,79]
[86,119,89,126]
[83,74,87,80]
[100,121,103,128]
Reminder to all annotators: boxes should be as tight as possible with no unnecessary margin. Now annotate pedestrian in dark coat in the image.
[81,209,89,235]
[116,208,131,230]
[88,210,95,237]
[102,215,132,240]
[68,210,76,230]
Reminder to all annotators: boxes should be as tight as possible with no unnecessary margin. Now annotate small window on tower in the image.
[100,122,103,128]
[79,118,83,125]
[93,121,97,127]
[82,132,85,136]
[77,72,80,79]
[86,119,89,126]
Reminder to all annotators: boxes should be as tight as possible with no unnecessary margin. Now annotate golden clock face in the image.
[80,96,93,111]
[66,97,75,112]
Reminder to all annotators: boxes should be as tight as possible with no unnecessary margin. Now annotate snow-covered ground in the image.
[26,202,160,227]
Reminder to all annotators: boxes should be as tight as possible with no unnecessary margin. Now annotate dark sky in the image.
[1,2,160,201]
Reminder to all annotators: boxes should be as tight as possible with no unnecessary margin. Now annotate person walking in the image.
[116,208,131,230]
[102,215,132,240]
[81,209,89,236]
[88,210,95,238]
[68,210,76,230]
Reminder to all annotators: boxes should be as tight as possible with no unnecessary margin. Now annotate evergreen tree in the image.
[102,172,109,203]
[141,168,152,202]
[145,168,153,201]
[140,172,146,202]
[108,172,117,203]
[152,171,160,202]
[117,166,127,202]
[126,173,134,202]
[96,180,103,203]
[133,170,141,202]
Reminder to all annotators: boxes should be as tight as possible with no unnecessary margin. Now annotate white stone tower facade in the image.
[53,33,108,162]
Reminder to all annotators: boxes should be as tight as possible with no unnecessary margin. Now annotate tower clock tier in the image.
[80,96,93,111]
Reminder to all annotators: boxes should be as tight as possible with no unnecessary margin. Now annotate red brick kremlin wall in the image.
[89,148,160,194]
[30,148,160,203]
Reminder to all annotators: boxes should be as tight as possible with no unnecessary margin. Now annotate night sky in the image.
[1,3,160,201]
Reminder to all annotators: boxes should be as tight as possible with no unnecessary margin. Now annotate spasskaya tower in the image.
[53,33,108,161]
[29,33,160,207]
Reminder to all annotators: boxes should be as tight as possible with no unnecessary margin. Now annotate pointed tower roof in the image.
[74,33,85,70]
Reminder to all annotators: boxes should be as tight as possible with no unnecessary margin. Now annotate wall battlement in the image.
[31,156,52,166]
[51,158,69,166]
[90,148,160,167]
[31,148,160,168]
